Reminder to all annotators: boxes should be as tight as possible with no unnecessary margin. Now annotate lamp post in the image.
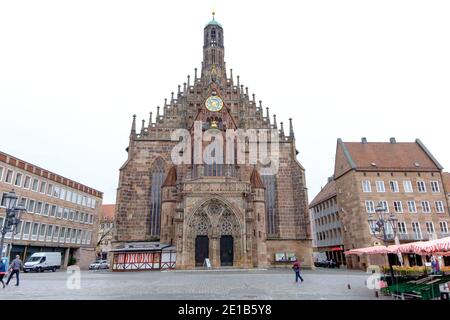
[368,203,398,284]
[0,190,26,259]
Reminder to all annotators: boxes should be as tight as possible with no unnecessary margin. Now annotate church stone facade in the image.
[112,15,313,269]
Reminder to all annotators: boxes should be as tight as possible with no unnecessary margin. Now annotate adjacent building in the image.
[0,151,102,269]
[97,204,115,260]
[310,138,450,269]
[309,178,345,265]
[112,14,312,270]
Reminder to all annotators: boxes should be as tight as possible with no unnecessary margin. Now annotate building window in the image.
[425,221,435,234]
[69,210,74,221]
[407,201,417,213]
[39,181,47,194]
[439,221,448,234]
[47,183,53,196]
[403,180,413,193]
[393,201,403,213]
[39,224,46,240]
[375,181,385,192]
[14,172,23,187]
[57,206,63,219]
[60,227,66,242]
[362,180,372,192]
[430,181,440,193]
[46,225,53,241]
[435,201,445,213]
[22,222,31,240]
[50,205,57,217]
[32,178,39,192]
[0,193,7,207]
[421,201,431,213]
[379,200,389,213]
[63,208,69,220]
[35,201,43,214]
[42,203,50,216]
[149,159,166,237]
[53,226,59,242]
[53,186,60,198]
[5,169,14,184]
[23,176,31,189]
[14,221,23,240]
[417,181,426,193]
[18,197,28,208]
[66,228,72,242]
[365,200,375,213]
[412,222,422,239]
[27,199,36,213]
[397,222,407,234]
[0,167,3,181]
[31,222,39,241]
[262,174,278,236]
[66,190,72,202]
[389,181,399,193]
[71,191,77,203]
[60,188,66,200]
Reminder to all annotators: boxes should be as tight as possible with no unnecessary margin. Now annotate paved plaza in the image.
[0,268,389,300]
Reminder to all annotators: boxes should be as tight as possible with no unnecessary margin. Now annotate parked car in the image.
[23,252,62,273]
[314,259,340,268]
[89,260,110,270]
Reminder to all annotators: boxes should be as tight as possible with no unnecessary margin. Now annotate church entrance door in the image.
[220,235,233,266]
[195,236,209,266]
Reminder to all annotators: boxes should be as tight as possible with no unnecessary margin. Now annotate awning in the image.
[344,237,450,256]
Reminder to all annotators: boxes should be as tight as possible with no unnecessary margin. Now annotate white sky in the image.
[1,0,449,204]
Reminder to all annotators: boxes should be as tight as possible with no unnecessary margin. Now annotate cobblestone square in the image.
[1,268,389,300]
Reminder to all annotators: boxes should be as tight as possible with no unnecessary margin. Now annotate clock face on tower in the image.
[205,95,223,112]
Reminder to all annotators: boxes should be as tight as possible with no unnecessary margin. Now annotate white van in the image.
[23,252,62,273]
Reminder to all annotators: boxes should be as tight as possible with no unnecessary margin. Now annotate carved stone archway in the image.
[185,198,244,268]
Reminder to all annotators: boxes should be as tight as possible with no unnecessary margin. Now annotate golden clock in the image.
[205,96,223,112]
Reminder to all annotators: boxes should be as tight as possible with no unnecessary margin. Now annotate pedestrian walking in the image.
[0,258,7,288]
[292,259,304,283]
[6,255,23,286]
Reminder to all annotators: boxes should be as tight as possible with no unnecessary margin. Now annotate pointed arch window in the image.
[149,158,165,236]
[261,174,278,236]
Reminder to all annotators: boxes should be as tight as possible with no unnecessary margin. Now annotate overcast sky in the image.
[1,0,449,204]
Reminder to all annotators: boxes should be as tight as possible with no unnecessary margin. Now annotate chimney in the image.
[361,137,368,144]
[390,137,396,144]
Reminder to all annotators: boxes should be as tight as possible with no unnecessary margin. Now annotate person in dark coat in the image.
[0,258,7,288]
[6,255,23,286]
[292,259,304,283]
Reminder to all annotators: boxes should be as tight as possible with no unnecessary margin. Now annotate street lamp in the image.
[0,190,26,259]
[368,203,398,284]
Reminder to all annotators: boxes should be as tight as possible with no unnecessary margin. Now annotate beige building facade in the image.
[97,204,115,260]
[333,138,450,269]
[0,151,102,269]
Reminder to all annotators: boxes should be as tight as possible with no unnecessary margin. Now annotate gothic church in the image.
[112,14,312,269]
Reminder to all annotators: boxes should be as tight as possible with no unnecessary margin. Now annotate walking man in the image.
[6,255,23,286]
[292,258,304,283]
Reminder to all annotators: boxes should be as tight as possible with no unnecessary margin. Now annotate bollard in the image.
[347,284,351,290]
[375,291,379,298]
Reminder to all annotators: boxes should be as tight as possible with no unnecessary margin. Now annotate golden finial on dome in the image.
[212,10,215,20]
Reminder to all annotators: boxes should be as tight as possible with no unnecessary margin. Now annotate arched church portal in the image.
[188,199,242,267]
